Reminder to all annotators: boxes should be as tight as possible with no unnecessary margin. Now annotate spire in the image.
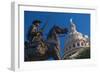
[69,18,76,32]
[70,18,73,24]
[70,18,75,27]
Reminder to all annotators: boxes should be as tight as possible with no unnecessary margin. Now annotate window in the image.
[66,48,68,51]
[81,42,84,46]
[77,42,80,46]
[73,44,75,47]
[69,46,71,49]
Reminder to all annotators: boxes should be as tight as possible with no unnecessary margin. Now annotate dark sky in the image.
[24,11,90,57]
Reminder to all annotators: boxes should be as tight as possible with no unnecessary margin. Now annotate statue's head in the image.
[32,20,41,27]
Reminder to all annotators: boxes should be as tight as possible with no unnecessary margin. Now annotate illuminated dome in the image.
[64,18,90,52]
[67,18,84,42]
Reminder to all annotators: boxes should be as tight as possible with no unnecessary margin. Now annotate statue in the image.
[24,20,68,61]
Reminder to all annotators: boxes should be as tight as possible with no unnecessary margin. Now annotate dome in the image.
[68,31,83,40]
[63,18,90,59]
[67,18,84,41]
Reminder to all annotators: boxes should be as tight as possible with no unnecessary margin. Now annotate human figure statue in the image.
[28,20,43,42]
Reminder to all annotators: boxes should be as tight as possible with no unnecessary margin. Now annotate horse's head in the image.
[47,25,68,41]
[53,25,68,34]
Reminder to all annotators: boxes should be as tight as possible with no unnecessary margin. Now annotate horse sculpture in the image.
[24,25,68,61]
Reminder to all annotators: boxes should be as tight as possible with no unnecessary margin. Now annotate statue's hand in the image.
[38,31,43,35]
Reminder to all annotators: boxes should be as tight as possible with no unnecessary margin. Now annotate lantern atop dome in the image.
[70,18,76,32]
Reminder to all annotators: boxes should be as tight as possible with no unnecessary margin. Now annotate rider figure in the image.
[29,20,42,42]
[28,20,47,55]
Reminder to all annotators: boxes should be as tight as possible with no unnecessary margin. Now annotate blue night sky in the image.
[24,11,90,58]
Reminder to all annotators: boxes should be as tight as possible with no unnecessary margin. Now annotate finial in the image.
[69,18,77,32]
[70,18,73,24]
[70,18,76,30]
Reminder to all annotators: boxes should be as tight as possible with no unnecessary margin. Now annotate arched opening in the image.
[66,48,68,51]
[77,42,80,46]
[81,42,84,46]
[73,43,75,48]
[69,46,71,49]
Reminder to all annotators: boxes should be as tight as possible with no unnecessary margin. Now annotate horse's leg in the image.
[53,46,61,60]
